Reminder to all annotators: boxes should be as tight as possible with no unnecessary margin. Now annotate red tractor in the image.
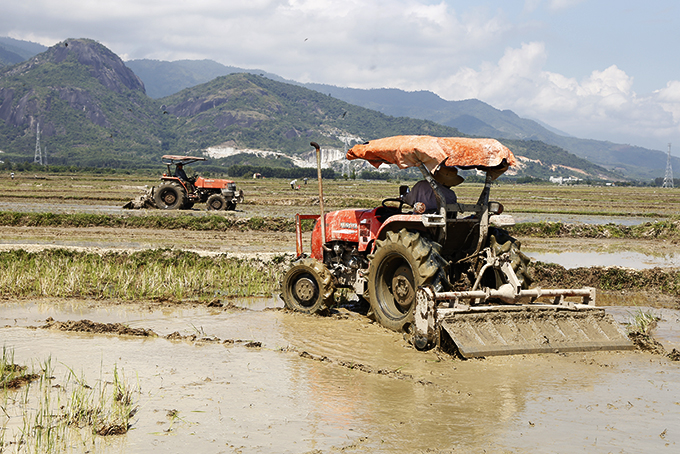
[152,155,244,211]
[281,137,631,357]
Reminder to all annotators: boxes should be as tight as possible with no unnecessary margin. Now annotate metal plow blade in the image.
[123,187,156,209]
[439,308,634,358]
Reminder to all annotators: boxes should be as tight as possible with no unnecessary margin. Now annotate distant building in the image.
[550,176,582,185]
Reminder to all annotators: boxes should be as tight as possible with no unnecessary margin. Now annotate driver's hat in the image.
[433,164,464,187]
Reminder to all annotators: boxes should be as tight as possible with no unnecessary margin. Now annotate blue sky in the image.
[3,0,680,153]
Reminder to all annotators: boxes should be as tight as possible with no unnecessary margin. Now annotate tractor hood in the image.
[346,136,516,179]
[161,155,207,166]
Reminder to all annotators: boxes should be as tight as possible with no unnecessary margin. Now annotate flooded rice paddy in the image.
[1,298,678,453]
[1,195,679,452]
[527,250,680,269]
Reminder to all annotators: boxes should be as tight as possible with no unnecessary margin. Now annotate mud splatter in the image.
[40,317,158,337]
[1,369,40,389]
[628,332,667,355]
[293,348,435,385]
[165,331,261,347]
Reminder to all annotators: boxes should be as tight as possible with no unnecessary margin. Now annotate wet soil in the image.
[39,317,158,337]
[1,299,679,453]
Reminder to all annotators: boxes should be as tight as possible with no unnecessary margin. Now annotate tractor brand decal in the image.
[340,223,358,230]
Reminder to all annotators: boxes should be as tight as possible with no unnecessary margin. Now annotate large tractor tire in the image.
[368,229,448,332]
[154,182,187,210]
[206,194,227,211]
[282,258,335,314]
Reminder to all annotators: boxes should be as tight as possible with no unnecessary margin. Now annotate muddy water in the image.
[513,212,664,226]
[523,237,680,270]
[1,299,678,453]
[527,250,680,269]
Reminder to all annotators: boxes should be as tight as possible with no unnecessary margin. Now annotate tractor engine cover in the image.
[310,209,378,261]
[194,176,237,190]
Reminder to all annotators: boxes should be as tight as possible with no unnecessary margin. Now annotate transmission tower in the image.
[662,143,674,188]
[33,122,43,165]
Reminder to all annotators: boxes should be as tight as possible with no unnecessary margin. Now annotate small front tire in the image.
[282,258,335,314]
[206,194,227,211]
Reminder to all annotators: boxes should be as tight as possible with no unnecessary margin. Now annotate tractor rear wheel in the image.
[368,229,447,332]
[206,194,227,211]
[154,182,186,210]
[282,258,335,314]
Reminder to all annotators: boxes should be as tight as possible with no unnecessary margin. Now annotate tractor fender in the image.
[375,214,427,241]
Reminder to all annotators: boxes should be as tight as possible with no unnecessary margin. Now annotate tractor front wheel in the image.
[368,229,447,332]
[206,194,227,211]
[154,182,186,210]
[282,258,335,314]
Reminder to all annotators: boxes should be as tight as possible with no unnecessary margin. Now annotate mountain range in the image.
[126,58,677,180]
[0,37,664,181]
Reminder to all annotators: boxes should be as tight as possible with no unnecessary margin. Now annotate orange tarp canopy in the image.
[346,136,516,178]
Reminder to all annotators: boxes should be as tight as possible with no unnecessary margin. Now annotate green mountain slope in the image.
[160,73,464,155]
[121,57,673,179]
[0,38,167,168]
[126,59,285,99]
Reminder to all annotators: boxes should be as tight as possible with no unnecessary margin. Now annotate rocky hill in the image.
[0,39,171,168]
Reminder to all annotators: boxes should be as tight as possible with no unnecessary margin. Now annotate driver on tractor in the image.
[401,165,462,213]
[174,163,195,193]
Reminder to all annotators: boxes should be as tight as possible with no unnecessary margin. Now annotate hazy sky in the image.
[3,0,680,153]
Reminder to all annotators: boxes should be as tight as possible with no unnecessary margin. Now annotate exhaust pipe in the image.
[310,142,326,247]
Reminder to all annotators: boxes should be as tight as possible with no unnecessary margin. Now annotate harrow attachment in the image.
[413,286,634,358]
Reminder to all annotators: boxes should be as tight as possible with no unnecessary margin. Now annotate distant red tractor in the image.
[125,155,244,210]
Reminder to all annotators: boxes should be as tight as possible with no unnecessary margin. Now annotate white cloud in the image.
[523,0,587,13]
[548,0,586,11]
[433,41,680,150]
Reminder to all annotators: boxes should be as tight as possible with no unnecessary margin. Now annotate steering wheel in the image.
[381,198,408,212]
